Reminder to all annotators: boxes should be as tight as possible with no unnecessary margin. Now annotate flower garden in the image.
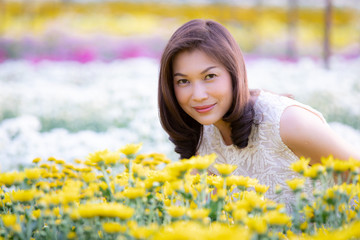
[1,0,360,239]
[1,144,360,239]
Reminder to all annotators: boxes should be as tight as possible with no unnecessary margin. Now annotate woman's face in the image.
[172,49,233,126]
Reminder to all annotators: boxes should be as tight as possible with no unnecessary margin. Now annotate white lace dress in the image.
[198,90,326,213]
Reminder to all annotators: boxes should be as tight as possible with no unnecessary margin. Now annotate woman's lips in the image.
[193,104,216,113]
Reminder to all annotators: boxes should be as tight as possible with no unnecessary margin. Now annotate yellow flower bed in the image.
[1,1,358,50]
[1,143,360,239]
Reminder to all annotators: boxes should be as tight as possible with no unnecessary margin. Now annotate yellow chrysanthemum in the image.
[187,208,210,220]
[263,210,291,226]
[214,163,237,176]
[166,205,187,218]
[228,175,258,189]
[190,153,217,171]
[81,172,97,183]
[129,224,157,239]
[119,143,143,156]
[232,209,248,221]
[286,178,305,192]
[254,184,269,195]
[11,189,39,203]
[78,203,134,219]
[207,174,224,188]
[32,209,42,219]
[32,157,41,163]
[290,156,310,174]
[67,232,77,239]
[102,222,127,234]
[25,168,44,180]
[304,163,325,179]
[0,172,25,187]
[1,214,17,227]
[100,150,121,165]
[246,216,268,234]
[87,149,108,164]
[123,187,146,199]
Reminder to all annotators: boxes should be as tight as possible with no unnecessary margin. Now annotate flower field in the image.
[1,144,360,239]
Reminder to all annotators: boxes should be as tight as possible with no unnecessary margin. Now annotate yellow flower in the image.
[190,153,217,171]
[1,214,17,227]
[123,187,146,199]
[321,155,336,170]
[165,161,192,178]
[231,175,258,189]
[164,198,171,207]
[324,187,337,201]
[78,203,134,219]
[214,163,237,176]
[286,178,305,192]
[102,222,127,234]
[132,163,148,179]
[87,149,108,164]
[120,158,130,165]
[32,209,42,219]
[246,216,268,234]
[242,191,266,211]
[304,163,325,179]
[333,160,350,172]
[70,209,81,220]
[232,209,248,221]
[0,192,11,208]
[0,172,25,187]
[300,221,308,231]
[302,204,314,220]
[166,206,187,218]
[11,189,39,203]
[207,175,224,188]
[55,159,65,165]
[74,159,83,164]
[348,157,360,172]
[152,221,205,240]
[254,184,269,195]
[216,189,227,199]
[81,172,97,183]
[129,224,157,239]
[36,181,50,192]
[67,232,77,239]
[263,211,291,226]
[290,157,310,174]
[119,143,143,156]
[100,150,120,165]
[187,208,210,220]
[32,157,41,163]
[48,156,56,162]
[25,168,43,180]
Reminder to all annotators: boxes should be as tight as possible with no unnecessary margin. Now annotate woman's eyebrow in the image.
[173,66,217,77]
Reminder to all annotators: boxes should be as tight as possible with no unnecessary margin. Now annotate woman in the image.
[158,19,359,210]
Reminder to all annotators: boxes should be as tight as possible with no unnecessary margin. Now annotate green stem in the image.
[101,166,114,201]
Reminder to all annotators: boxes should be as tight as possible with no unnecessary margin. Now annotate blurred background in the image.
[0,0,360,170]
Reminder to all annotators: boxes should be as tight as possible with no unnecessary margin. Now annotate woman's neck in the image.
[213,120,232,146]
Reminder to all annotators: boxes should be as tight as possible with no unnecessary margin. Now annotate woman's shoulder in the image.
[252,89,325,124]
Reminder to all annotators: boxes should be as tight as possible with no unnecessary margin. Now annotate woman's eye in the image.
[176,79,189,85]
[204,74,216,80]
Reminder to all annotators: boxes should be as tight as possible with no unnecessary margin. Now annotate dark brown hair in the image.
[158,19,254,159]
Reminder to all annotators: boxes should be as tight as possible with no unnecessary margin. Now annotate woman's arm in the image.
[280,106,360,165]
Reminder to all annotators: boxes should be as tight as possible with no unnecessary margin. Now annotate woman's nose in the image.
[192,82,208,101]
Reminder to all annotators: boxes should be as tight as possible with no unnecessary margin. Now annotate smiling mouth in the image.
[193,104,216,113]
